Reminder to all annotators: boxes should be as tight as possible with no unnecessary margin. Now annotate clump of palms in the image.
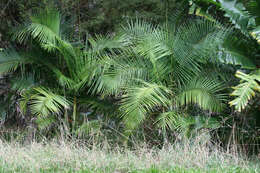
[91,17,255,137]
[0,8,128,135]
[0,6,256,140]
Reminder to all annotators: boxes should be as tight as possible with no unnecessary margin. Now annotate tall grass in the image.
[0,136,259,173]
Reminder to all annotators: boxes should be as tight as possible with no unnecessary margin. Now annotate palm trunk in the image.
[63,87,70,136]
[72,96,77,133]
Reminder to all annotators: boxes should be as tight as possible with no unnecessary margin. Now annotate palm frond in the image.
[155,110,180,132]
[229,70,260,112]
[87,50,150,96]
[120,82,171,131]
[0,49,26,74]
[89,34,131,54]
[122,19,158,39]
[13,9,61,44]
[174,19,222,62]
[11,75,36,92]
[177,77,227,112]
[20,87,70,117]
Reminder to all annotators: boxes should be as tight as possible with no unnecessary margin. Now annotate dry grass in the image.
[0,137,259,173]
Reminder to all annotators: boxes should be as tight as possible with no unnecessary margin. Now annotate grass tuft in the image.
[0,138,259,173]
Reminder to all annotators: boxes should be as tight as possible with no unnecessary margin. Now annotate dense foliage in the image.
[0,0,259,155]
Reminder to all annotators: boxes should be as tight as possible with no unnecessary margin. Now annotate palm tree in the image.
[0,8,127,134]
[0,6,256,140]
[89,17,255,137]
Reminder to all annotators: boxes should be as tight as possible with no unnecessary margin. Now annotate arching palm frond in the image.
[229,70,260,112]
[122,19,159,39]
[13,9,61,45]
[175,19,255,69]
[20,87,70,117]
[131,29,173,81]
[174,19,228,64]
[120,82,171,132]
[11,75,36,92]
[0,49,27,75]
[123,19,202,84]
[89,34,131,54]
[177,77,227,112]
[87,50,151,96]
[155,110,180,132]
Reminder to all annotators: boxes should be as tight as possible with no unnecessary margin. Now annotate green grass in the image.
[0,140,258,173]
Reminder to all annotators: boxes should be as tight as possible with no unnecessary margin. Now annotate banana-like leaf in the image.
[218,0,255,34]
[217,0,260,44]
[217,47,256,69]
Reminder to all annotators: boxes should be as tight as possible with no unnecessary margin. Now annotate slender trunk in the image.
[227,121,236,154]
[63,87,70,137]
[64,108,69,127]
[72,96,77,132]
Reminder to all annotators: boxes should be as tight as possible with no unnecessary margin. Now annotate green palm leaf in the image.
[177,77,227,112]
[155,110,180,132]
[120,82,171,132]
[13,9,61,44]
[0,49,26,74]
[229,70,260,112]
[21,87,70,117]
[89,34,131,53]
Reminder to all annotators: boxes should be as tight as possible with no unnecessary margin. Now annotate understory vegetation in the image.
[0,0,260,172]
